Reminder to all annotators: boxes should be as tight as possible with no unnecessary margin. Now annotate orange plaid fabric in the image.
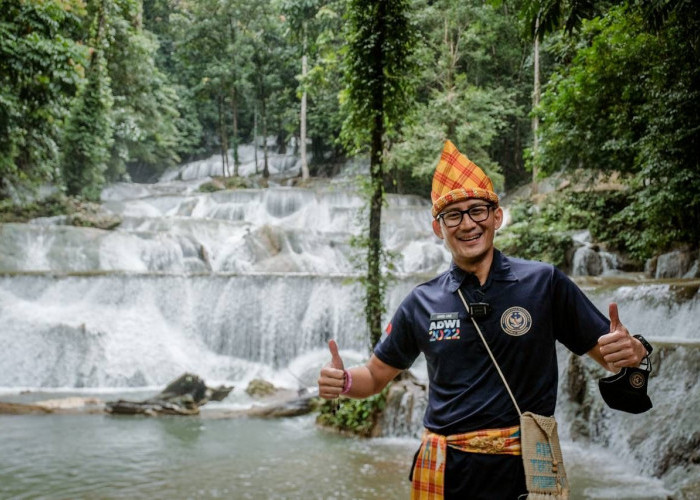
[431,140,499,218]
[410,426,521,499]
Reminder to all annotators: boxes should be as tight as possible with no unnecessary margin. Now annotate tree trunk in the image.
[231,86,239,177]
[367,2,387,349]
[254,104,259,174]
[531,16,541,194]
[300,25,309,180]
[218,94,230,177]
[262,95,269,179]
[367,119,384,348]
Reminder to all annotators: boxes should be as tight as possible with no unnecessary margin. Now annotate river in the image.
[0,402,673,499]
[0,150,697,498]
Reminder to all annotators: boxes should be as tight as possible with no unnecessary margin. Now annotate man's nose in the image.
[458,212,477,228]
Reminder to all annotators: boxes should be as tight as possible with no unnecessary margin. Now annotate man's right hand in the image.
[317,339,346,399]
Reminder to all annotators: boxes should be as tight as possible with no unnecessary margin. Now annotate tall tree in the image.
[169,0,258,173]
[282,0,320,180]
[518,0,603,190]
[389,0,520,194]
[342,0,416,348]
[249,3,290,179]
[104,0,182,182]
[61,0,114,200]
[0,0,86,200]
[534,2,700,258]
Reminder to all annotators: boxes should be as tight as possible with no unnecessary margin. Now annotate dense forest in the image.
[1,0,698,262]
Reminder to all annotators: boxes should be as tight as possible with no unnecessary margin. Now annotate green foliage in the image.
[0,0,87,200]
[497,188,649,267]
[533,3,700,257]
[283,0,348,171]
[2,0,697,263]
[387,0,528,196]
[342,0,417,349]
[0,194,72,223]
[103,0,182,180]
[340,0,418,154]
[315,388,388,437]
[61,0,114,201]
[348,175,398,351]
[496,197,574,269]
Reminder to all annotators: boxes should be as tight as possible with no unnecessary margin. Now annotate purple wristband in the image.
[341,369,352,395]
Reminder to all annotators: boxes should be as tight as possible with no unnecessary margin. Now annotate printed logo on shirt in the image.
[428,312,461,342]
[385,322,392,335]
[500,307,532,336]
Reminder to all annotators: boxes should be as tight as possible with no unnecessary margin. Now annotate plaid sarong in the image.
[410,425,521,499]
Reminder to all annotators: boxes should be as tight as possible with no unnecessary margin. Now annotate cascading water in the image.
[0,173,439,389]
[571,230,619,276]
[0,151,698,498]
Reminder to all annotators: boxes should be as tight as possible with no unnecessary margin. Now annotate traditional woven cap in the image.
[431,140,499,218]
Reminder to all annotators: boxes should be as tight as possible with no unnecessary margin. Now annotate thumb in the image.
[328,339,345,370]
[609,302,621,332]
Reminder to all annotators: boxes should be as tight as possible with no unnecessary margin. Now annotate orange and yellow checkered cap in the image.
[431,140,499,218]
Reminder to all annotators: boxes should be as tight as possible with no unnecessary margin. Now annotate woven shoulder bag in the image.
[458,290,569,499]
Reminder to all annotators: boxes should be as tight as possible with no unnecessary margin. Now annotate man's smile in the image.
[458,232,483,242]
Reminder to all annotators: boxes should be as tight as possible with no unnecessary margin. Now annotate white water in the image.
[571,230,619,276]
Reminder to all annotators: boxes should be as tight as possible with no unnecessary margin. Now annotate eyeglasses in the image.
[437,205,494,227]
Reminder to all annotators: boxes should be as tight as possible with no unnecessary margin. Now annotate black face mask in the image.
[598,365,653,414]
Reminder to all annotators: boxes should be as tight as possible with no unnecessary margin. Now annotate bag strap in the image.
[457,289,522,417]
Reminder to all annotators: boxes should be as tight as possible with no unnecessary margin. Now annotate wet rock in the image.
[653,249,700,279]
[105,373,233,416]
[654,432,700,477]
[572,246,603,276]
[245,378,277,398]
[374,371,427,438]
[66,200,122,230]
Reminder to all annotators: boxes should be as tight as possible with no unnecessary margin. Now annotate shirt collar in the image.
[445,249,518,293]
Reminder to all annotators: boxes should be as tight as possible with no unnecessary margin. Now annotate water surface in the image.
[0,412,672,500]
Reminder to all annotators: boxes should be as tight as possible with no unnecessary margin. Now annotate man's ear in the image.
[494,207,504,230]
[432,219,444,239]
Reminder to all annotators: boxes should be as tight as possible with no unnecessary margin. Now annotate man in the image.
[317,140,650,499]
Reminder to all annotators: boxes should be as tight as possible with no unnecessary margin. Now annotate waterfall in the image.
[571,230,619,276]
[0,168,442,390]
[1,157,698,496]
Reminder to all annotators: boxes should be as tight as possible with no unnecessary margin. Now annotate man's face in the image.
[432,199,503,270]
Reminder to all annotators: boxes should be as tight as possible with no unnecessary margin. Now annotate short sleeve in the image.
[551,268,609,355]
[374,293,422,370]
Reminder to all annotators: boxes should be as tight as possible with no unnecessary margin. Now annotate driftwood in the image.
[246,394,315,418]
[105,373,233,416]
[0,375,317,419]
[0,401,53,415]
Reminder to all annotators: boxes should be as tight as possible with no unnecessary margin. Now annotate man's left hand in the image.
[597,303,647,371]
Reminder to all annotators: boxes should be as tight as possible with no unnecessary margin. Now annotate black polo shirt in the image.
[375,250,607,435]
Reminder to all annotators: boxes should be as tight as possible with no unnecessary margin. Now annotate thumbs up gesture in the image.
[317,340,347,399]
[597,303,647,371]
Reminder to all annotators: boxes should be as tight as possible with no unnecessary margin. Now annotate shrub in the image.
[315,388,388,437]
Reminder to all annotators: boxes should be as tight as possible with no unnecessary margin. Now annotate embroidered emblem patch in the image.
[629,371,645,389]
[428,312,461,342]
[500,307,532,336]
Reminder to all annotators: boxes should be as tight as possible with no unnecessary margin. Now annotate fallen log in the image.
[0,401,53,415]
[105,373,233,416]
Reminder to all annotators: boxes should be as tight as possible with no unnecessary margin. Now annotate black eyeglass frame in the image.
[436,204,496,227]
